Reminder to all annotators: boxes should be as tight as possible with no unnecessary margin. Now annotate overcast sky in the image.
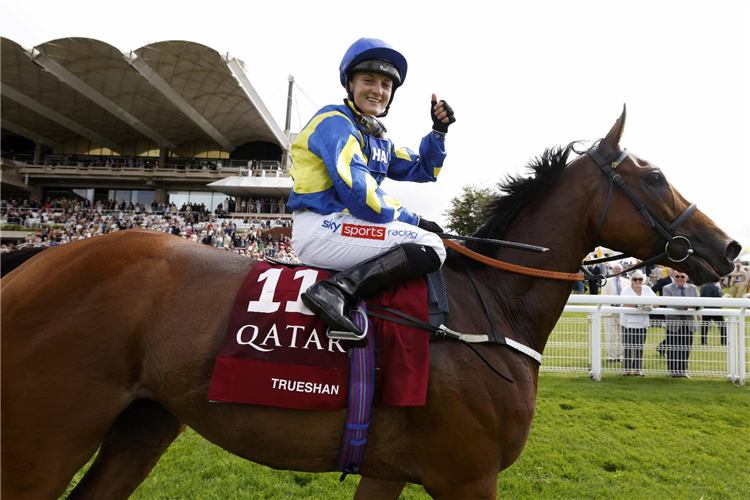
[2,0,748,248]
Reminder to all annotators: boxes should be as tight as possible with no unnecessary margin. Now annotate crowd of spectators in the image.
[212,197,287,215]
[0,150,281,174]
[1,195,289,223]
[4,197,177,217]
[0,197,298,263]
[41,155,227,171]
[578,260,749,297]
[574,259,750,379]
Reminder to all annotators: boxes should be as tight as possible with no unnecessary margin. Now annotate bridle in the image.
[584,147,698,278]
[440,146,699,282]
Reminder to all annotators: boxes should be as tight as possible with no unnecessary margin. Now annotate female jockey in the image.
[287,37,456,338]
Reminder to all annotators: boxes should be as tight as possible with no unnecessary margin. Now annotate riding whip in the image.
[438,233,549,253]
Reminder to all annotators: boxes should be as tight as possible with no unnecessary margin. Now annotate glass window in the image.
[188,191,213,210]
[167,191,191,208]
[115,190,132,204]
[72,188,94,202]
[131,190,155,207]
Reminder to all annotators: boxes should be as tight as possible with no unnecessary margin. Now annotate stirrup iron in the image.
[326,306,368,341]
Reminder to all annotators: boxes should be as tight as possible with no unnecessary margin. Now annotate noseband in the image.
[585,148,697,277]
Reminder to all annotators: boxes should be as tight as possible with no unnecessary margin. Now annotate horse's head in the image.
[588,106,740,285]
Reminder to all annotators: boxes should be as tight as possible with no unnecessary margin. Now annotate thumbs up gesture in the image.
[431,93,456,133]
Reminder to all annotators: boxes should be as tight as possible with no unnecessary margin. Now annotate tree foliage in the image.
[442,184,497,236]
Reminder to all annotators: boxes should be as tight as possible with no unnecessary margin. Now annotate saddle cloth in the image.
[208,261,430,410]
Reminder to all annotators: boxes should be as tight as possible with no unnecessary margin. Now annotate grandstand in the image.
[0,37,293,221]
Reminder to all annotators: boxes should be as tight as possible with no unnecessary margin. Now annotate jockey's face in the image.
[349,72,392,116]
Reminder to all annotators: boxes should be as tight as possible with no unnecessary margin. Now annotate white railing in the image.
[543,295,749,385]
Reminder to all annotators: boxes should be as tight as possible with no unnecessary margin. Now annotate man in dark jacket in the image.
[651,271,675,295]
[663,273,699,378]
[651,269,675,356]
[699,281,725,345]
[587,265,602,295]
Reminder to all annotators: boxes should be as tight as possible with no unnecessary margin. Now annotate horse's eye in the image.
[646,172,663,186]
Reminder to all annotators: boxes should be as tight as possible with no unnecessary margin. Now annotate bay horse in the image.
[1,108,740,499]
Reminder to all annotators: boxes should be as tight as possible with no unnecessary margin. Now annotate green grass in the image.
[62,374,749,499]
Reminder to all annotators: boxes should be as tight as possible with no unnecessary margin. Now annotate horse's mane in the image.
[453,142,579,263]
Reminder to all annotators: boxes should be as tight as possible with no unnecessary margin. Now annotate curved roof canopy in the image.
[1,37,290,155]
[208,175,292,198]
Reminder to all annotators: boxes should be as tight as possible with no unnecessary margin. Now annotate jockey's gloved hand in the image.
[417,217,444,234]
[431,96,456,133]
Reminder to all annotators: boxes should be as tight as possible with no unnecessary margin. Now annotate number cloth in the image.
[208,262,431,410]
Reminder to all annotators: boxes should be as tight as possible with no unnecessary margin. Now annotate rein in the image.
[442,239,584,281]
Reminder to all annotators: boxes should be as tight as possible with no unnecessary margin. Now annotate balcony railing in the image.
[14,164,290,179]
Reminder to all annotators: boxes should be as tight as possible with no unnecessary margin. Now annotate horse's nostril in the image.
[726,241,741,261]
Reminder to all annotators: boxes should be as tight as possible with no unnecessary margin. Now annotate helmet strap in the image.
[344,99,388,138]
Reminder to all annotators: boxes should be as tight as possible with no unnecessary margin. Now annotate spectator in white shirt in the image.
[601,264,630,362]
[620,270,657,377]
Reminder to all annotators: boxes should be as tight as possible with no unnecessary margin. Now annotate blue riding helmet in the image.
[339,38,408,90]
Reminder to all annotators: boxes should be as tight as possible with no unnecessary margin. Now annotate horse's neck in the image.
[455,163,598,354]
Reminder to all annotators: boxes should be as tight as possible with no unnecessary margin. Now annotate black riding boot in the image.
[301,244,439,338]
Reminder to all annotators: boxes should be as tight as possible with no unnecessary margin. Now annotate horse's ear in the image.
[599,104,627,155]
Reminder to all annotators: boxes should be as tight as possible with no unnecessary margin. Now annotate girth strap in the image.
[367,306,543,366]
[467,270,500,344]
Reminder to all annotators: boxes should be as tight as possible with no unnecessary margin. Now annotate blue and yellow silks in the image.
[287,100,446,225]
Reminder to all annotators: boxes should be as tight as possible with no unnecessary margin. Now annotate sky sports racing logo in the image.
[388,229,418,240]
[342,224,385,240]
[322,220,414,240]
[321,219,341,233]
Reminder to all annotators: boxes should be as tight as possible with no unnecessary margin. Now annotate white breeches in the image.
[291,211,446,272]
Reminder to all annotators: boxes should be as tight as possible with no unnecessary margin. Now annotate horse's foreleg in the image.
[67,400,185,500]
[353,477,407,500]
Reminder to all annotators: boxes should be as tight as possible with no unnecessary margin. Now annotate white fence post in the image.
[727,317,738,383]
[590,304,602,381]
[739,308,746,387]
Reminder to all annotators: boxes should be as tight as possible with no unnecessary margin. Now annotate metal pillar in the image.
[159,147,168,170]
[33,142,47,165]
[282,76,295,171]
[284,75,294,139]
